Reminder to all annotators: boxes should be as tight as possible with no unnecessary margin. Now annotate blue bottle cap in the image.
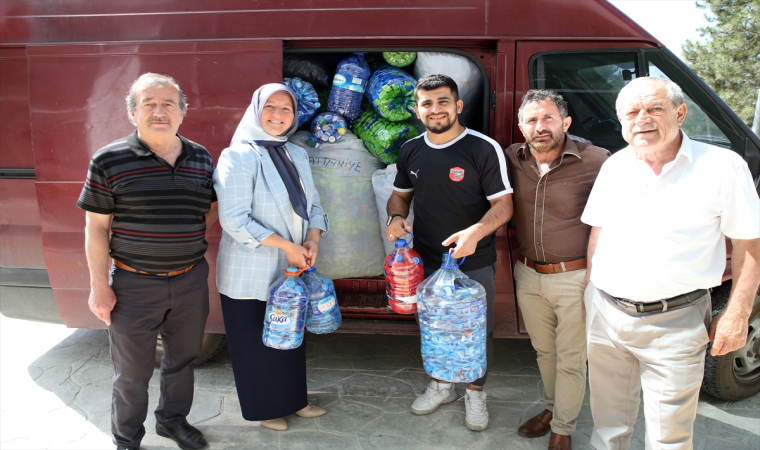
[286,267,299,273]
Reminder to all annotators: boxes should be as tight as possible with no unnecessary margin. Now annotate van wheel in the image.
[155,333,226,367]
[701,281,760,400]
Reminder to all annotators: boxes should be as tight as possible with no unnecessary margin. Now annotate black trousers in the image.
[108,258,210,448]
[220,295,308,421]
[421,262,496,387]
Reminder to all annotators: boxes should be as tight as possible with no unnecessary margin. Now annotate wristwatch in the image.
[386,214,404,226]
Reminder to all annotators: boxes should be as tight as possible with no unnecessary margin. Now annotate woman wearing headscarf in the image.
[213,84,329,431]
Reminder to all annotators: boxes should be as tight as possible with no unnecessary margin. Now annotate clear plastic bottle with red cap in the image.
[384,233,424,314]
[262,266,309,350]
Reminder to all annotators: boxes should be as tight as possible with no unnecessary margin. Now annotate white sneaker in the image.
[464,389,489,431]
[410,380,457,415]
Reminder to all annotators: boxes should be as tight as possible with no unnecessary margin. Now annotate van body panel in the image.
[0,179,45,269]
[0,0,657,44]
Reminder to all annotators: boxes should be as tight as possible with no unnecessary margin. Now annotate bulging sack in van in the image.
[372,164,415,255]
[383,51,417,68]
[328,53,371,120]
[352,108,418,165]
[283,55,331,88]
[289,130,386,279]
[365,66,416,122]
[413,52,483,127]
[311,112,347,144]
[283,77,320,127]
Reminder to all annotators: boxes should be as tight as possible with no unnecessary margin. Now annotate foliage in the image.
[682,0,760,126]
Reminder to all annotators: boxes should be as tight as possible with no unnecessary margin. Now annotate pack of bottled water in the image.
[417,253,487,382]
[328,53,370,120]
[283,77,320,127]
[311,112,347,144]
[384,233,424,314]
[301,266,342,334]
[262,267,309,349]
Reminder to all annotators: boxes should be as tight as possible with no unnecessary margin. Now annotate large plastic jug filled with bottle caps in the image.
[327,53,370,120]
[384,233,424,314]
[262,266,309,350]
[417,252,487,382]
[301,265,342,334]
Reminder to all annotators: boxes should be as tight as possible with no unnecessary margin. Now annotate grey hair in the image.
[125,73,188,123]
[518,89,569,123]
[615,76,685,114]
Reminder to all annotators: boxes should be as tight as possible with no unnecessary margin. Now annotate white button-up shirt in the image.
[581,132,760,301]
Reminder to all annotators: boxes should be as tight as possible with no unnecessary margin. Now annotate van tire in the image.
[155,333,226,367]
[701,281,760,400]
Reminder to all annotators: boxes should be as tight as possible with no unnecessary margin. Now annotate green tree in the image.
[682,0,760,127]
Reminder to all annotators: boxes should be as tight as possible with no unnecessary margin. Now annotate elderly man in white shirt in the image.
[581,77,760,450]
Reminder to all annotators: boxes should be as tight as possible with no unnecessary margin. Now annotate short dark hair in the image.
[414,73,459,103]
[517,89,568,122]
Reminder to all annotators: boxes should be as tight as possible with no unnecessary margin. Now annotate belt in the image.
[114,260,196,277]
[518,253,587,274]
[599,288,709,315]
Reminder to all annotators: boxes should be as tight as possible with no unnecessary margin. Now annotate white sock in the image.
[436,382,453,391]
[466,388,482,396]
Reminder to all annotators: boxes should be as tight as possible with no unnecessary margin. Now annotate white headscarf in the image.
[230,83,299,146]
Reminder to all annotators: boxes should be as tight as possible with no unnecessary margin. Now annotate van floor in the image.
[3,316,757,450]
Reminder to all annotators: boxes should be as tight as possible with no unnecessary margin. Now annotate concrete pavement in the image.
[0,315,758,450]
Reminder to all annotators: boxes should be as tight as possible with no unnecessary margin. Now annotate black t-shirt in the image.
[394,129,512,271]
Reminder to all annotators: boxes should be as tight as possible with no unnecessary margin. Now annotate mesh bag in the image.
[283,77,320,127]
[383,51,417,67]
[352,108,418,164]
[365,66,417,122]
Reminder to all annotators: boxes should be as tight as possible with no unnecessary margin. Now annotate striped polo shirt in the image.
[77,131,216,273]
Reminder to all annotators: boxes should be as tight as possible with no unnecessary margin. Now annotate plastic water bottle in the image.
[262,267,309,349]
[301,266,342,334]
[417,252,487,382]
[328,53,370,120]
[384,233,424,314]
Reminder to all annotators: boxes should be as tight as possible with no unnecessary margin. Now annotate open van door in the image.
[25,40,283,332]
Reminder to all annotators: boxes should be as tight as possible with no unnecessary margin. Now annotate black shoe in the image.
[156,421,207,450]
[116,446,138,450]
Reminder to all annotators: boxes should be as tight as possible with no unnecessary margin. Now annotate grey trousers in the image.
[422,263,496,386]
[108,258,210,448]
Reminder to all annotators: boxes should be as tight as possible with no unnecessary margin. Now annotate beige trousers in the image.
[514,261,588,435]
[585,282,711,450]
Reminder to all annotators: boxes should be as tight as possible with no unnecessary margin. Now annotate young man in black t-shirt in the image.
[386,74,513,431]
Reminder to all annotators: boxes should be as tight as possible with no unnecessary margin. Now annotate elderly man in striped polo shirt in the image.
[77,73,217,450]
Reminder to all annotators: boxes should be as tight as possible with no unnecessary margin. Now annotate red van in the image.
[1,0,758,400]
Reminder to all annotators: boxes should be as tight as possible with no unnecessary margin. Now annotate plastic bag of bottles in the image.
[311,112,347,145]
[365,67,416,122]
[385,233,424,314]
[262,267,309,350]
[301,266,342,334]
[283,77,320,127]
[417,253,487,383]
[283,56,331,87]
[383,52,417,68]
[352,108,418,164]
[328,53,371,120]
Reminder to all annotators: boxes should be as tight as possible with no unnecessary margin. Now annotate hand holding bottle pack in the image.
[417,252,487,382]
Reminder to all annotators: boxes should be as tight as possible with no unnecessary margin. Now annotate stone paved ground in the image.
[1,315,758,450]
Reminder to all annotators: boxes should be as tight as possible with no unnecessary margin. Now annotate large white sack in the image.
[290,130,386,279]
[372,164,415,255]
[412,52,483,128]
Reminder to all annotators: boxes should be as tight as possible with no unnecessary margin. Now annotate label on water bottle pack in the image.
[268,311,291,326]
[332,74,367,93]
[317,295,336,313]
[395,294,418,304]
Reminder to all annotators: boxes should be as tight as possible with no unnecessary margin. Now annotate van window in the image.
[531,51,638,152]
[646,61,730,148]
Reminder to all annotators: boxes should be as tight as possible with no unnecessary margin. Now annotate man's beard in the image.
[424,114,457,134]
[527,129,564,153]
